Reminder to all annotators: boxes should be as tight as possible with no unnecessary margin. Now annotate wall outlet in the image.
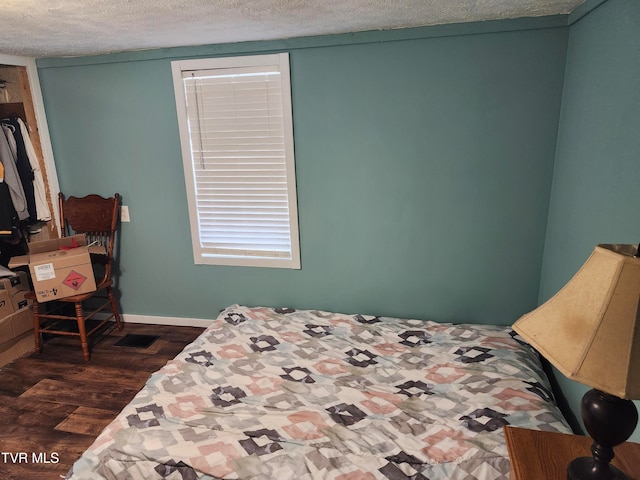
[121,205,130,222]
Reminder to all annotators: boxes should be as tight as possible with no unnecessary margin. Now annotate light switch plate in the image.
[121,205,130,222]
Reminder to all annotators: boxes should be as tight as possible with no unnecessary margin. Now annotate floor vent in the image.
[114,334,159,349]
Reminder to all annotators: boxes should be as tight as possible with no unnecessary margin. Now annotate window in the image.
[172,53,300,268]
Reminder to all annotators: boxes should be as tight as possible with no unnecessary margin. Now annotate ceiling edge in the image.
[37,14,569,68]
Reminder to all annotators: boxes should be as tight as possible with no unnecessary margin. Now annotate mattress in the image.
[66,304,570,479]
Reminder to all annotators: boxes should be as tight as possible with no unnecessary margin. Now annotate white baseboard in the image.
[120,313,212,328]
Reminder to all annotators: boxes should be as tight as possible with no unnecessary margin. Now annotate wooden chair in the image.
[31,193,123,361]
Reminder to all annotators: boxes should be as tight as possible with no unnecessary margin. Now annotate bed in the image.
[65,304,571,480]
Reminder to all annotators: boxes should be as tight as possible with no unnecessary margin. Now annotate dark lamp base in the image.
[566,389,638,480]
[567,456,627,480]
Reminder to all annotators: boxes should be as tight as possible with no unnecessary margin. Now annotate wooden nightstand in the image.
[504,426,640,480]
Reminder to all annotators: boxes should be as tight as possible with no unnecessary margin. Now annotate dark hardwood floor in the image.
[0,322,205,480]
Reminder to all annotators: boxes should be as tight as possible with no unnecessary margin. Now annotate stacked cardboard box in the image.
[9,234,102,302]
[1,234,105,366]
[0,272,34,367]
[0,271,30,317]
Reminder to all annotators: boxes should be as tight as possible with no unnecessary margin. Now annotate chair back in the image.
[59,193,121,283]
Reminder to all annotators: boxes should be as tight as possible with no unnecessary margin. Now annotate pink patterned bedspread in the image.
[66,304,570,479]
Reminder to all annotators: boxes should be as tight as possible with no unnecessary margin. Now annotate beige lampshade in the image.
[513,244,640,399]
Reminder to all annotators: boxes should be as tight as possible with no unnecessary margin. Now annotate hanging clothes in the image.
[17,118,51,222]
[2,123,17,158]
[0,181,18,236]
[1,114,37,224]
[0,180,26,267]
[0,152,27,267]
[0,124,29,221]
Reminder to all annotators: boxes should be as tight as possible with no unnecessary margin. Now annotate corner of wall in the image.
[567,0,610,25]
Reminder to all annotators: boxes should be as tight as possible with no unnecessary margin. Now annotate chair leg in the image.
[108,286,123,332]
[75,302,91,362]
[32,301,42,355]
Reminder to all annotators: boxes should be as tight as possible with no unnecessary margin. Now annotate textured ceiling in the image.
[1,0,584,58]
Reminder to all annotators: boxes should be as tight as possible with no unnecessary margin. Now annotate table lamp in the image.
[513,244,640,480]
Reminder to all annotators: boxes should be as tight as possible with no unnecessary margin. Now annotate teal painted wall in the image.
[36,25,568,323]
[540,0,640,439]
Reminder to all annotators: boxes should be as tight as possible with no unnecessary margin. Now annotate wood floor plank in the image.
[55,406,120,436]
[0,426,93,479]
[0,321,205,480]
[0,397,77,429]
[3,462,69,480]
[19,378,141,411]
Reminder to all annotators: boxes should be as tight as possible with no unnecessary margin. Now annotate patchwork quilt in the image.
[66,304,570,480]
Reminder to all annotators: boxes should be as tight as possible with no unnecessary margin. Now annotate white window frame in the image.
[171,53,300,269]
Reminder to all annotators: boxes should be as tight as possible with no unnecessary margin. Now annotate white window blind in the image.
[172,54,300,268]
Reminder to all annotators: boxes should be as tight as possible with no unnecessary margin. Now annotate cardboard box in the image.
[0,290,14,318]
[0,272,31,318]
[8,234,105,302]
[11,290,30,311]
[0,290,30,318]
[0,307,34,367]
[0,271,30,295]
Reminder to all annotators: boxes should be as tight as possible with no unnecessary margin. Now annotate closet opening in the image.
[1,63,58,268]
